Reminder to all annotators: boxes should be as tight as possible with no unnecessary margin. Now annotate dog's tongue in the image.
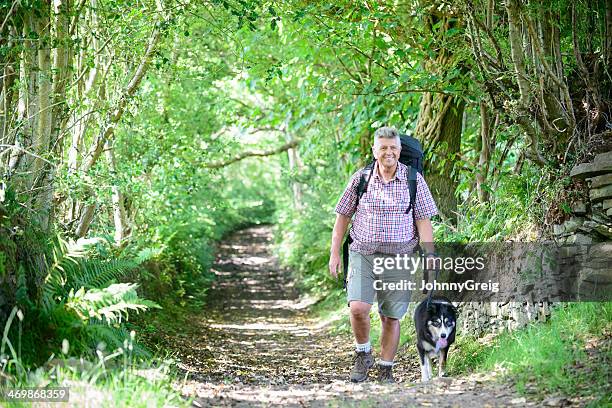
[435,338,448,352]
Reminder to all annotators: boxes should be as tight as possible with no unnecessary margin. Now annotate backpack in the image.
[342,134,424,289]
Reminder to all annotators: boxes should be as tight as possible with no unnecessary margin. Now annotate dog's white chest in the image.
[421,341,434,352]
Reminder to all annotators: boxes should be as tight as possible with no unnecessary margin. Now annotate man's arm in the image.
[329,214,351,278]
[416,218,438,270]
[413,172,438,259]
[415,218,435,255]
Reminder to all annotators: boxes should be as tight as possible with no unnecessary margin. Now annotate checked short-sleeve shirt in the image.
[335,162,438,255]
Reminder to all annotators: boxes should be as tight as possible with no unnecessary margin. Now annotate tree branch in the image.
[203,140,300,169]
[80,20,162,174]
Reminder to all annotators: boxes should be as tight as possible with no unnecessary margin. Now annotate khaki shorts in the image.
[346,250,418,319]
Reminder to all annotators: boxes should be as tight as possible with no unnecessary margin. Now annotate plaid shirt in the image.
[335,162,438,254]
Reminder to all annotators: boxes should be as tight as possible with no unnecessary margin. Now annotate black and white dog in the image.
[414,296,458,382]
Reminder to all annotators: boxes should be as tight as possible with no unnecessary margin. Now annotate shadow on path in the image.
[168,226,542,407]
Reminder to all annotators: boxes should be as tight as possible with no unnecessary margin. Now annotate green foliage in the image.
[439,169,541,242]
[42,237,140,311]
[1,2,608,404]
[65,283,160,324]
[1,307,188,407]
[449,303,612,404]
[4,236,159,366]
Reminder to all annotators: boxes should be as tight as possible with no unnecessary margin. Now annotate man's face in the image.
[372,137,401,168]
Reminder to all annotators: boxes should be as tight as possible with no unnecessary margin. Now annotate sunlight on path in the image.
[169,226,541,407]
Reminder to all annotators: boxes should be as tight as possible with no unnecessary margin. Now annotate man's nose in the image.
[440,333,446,338]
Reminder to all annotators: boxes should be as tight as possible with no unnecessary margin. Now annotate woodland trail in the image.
[162,226,545,407]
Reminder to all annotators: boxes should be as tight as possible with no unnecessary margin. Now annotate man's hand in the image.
[424,253,442,271]
[415,218,437,270]
[422,253,440,294]
[329,251,341,279]
[329,214,350,280]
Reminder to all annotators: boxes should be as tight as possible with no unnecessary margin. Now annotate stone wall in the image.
[564,151,612,242]
[459,301,553,335]
[458,151,612,336]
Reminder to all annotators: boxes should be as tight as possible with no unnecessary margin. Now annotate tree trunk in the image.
[33,12,53,231]
[105,140,129,246]
[0,58,16,149]
[506,0,531,108]
[285,128,304,210]
[411,3,466,224]
[358,126,372,165]
[476,101,491,203]
[75,203,96,238]
[416,92,464,224]
[73,17,163,238]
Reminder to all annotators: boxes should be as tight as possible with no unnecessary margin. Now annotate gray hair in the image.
[373,126,400,145]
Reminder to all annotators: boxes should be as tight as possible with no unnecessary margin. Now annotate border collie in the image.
[414,296,458,382]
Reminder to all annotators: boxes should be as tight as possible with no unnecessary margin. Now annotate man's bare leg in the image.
[349,301,374,382]
[349,301,371,342]
[379,314,400,361]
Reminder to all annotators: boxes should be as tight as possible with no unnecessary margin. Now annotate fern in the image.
[65,283,161,324]
[135,247,163,264]
[42,236,138,313]
[86,322,151,359]
[72,259,138,290]
[37,235,161,360]
[42,236,85,311]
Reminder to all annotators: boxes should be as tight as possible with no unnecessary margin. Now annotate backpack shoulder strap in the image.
[405,165,418,215]
[355,160,376,208]
[406,165,420,244]
[343,160,376,289]
[342,234,352,289]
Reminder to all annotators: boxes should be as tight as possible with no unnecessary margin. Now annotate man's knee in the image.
[380,315,400,326]
[349,301,371,319]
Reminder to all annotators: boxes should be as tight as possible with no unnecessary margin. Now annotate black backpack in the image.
[341,134,424,288]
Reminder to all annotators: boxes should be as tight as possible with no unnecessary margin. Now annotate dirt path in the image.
[168,226,542,407]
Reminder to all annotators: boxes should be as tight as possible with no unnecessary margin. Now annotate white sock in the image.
[355,341,371,353]
[378,360,394,367]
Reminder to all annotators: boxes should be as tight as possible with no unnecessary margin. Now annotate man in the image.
[329,126,438,383]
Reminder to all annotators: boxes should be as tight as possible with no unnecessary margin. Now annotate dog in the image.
[414,295,458,382]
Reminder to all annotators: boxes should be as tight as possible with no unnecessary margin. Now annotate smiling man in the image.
[329,126,438,383]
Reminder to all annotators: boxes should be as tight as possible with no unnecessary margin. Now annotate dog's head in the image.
[426,300,457,343]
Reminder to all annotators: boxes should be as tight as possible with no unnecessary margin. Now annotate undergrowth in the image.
[0,307,189,407]
[313,292,611,406]
[449,302,612,405]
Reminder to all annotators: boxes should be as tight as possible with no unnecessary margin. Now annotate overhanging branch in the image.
[204,140,300,169]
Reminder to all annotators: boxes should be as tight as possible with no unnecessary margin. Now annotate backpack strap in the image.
[406,165,421,254]
[342,234,352,289]
[405,165,418,215]
[355,160,376,208]
[342,160,376,288]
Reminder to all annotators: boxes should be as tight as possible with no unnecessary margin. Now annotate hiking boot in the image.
[377,364,395,383]
[349,350,374,382]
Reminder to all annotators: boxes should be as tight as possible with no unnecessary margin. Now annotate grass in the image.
[0,306,192,408]
[448,302,612,405]
[315,290,611,405]
[1,355,191,408]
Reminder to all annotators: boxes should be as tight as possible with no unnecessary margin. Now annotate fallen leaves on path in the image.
[149,226,552,407]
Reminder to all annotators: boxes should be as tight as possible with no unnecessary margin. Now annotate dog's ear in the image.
[426,303,437,314]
